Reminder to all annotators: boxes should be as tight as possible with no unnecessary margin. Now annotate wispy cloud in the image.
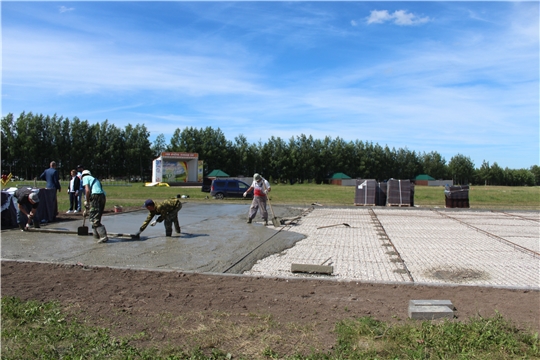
[59,6,74,13]
[366,9,430,25]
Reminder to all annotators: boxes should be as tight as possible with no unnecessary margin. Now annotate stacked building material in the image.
[386,179,412,206]
[375,181,387,206]
[354,179,377,206]
[444,185,470,208]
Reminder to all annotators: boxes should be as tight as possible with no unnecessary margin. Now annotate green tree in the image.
[529,165,540,185]
[151,134,168,158]
[449,154,475,185]
[421,151,448,180]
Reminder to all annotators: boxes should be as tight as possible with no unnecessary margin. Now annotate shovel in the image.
[78,213,89,236]
[263,181,280,227]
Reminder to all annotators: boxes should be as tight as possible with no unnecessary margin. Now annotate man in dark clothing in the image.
[40,161,61,192]
[14,188,40,231]
[134,198,182,238]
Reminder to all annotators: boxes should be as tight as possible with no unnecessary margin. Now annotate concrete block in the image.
[408,304,454,320]
[291,263,333,275]
[410,300,455,310]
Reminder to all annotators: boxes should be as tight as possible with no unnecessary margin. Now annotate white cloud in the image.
[366,10,393,24]
[59,6,74,13]
[367,9,430,26]
[350,20,358,27]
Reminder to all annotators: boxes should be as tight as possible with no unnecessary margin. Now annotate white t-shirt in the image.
[251,179,270,197]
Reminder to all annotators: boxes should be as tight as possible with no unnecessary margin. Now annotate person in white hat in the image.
[81,169,109,243]
[243,173,271,225]
[14,187,40,231]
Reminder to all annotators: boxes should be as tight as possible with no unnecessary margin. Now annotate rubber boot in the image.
[92,227,100,240]
[264,220,268,226]
[165,230,172,237]
[96,225,109,243]
[19,223,25,231]
[247,218,252,224]
[33,220,40,229]
[174,220,181,234]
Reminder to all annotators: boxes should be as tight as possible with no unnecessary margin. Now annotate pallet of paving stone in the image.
[444,185,470,208]
[444,185,469,200]
[386,179,412,207]
[354,179,377,206]
[445,197,470,208]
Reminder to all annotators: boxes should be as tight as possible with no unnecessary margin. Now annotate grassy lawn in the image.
[2,297,539,359]
[6,181,538,211]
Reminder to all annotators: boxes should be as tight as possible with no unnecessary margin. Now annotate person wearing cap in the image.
[81,169,109,243]
[76,165,85,212]
[243,173,271,225]
[14,187,40,231]
[134,197,182,238]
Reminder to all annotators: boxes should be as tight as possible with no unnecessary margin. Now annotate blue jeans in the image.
[77,189,85,211]
[17,203,39,227]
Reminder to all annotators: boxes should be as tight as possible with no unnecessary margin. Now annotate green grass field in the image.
[2,297,538,359]
[6,181,538,211]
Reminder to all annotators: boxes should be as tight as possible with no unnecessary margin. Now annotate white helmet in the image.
[253,173,262,181]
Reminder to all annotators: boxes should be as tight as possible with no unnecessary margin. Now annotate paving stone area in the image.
[3,204,538,289]
[246,207,540,289]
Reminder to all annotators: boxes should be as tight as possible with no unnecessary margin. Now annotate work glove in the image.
[263,189,268,194]
[150,220,157,227]
[243,192,247,197]
[132,231,141,240]
[84,201,90,209]
[156,216,163,223]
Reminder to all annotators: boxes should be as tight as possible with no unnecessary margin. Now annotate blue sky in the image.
[2,1,538,169]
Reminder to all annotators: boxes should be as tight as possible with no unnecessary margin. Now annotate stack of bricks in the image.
[444,185,470,208]
[386,179,412,207]
[354,179,377,206]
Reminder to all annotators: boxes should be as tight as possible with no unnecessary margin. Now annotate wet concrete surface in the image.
[1,203,307,274]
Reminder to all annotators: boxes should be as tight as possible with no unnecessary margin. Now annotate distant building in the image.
[152,152,203,184]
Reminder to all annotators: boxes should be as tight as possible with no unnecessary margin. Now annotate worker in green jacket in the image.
[134,198,182,238]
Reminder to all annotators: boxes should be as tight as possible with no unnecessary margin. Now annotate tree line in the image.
[2,112,539,186]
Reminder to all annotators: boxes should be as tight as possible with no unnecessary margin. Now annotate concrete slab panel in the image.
[291,263,333,275]
[408,305,455,320]
[410,300,455,310]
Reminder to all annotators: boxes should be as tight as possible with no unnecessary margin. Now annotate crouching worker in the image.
[15,188,40,231]
[134,198,182,238]
[81,170,108,243]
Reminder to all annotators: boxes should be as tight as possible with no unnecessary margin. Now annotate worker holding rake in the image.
[244,173,271,225]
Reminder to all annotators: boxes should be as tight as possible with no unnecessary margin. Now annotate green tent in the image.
[415,174,435,181]
[207,169,229,177]
[329,172,351,179]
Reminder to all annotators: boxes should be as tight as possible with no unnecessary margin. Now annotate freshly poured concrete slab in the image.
[1,203,306,274]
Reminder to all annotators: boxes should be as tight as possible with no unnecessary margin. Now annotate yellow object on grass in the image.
[144,182,170,187]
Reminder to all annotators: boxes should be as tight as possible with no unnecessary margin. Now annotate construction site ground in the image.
[2,203,539,356]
